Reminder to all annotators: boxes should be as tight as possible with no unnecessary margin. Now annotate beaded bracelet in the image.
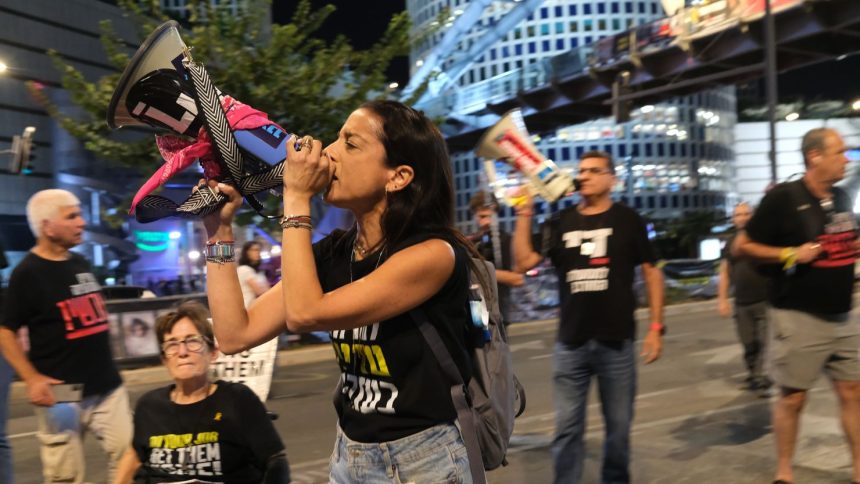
[204,240,235,264]
[281,221,313,231]
[281,214,312,230]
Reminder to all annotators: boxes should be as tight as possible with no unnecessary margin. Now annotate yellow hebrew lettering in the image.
[371,345,390,376]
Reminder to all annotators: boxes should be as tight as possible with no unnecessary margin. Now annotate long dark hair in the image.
[335,100,490,292]
[238,241,261,270]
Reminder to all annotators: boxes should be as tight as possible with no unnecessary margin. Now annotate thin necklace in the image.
[348,236,386,381]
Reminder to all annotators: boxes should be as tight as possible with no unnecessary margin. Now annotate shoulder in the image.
[759,181,796,207]
[612,203,645,222]
[135,386,171,411]
[236,265,254,277]
[216,380,262,403]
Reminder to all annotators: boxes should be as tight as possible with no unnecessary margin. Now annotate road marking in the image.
[690,343,743,365]
[9,431,36,440]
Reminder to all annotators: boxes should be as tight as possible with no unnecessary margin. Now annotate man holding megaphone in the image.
[511,150,665,484]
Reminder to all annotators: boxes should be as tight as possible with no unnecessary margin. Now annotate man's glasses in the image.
[161,335,210,357]
[577,167,612,176]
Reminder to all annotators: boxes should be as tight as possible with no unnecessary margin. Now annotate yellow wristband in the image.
[780,247,797,270]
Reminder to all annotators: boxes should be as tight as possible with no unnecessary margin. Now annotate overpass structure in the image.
[422,0,860,150]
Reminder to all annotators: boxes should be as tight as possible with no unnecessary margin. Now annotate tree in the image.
[651,210,724,259]
[29,0,413,229]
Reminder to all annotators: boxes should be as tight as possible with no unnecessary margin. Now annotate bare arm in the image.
[717,259,731,318]
[640,262,664,364]
[495,269,525,287]
[113,448,141,484]
[734,231,821,264]
[0,327,61,406]
[512,203,543,272]
[204,189,456,352]
[201,183,285,355]
[280,192,456,333]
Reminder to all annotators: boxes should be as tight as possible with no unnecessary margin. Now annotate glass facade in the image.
[406,0,736,233]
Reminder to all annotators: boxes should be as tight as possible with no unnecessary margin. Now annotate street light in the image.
[0,62,7,73]
[852,99,860,111]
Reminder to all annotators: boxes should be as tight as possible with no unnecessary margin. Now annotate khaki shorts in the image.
[769,308,860,390]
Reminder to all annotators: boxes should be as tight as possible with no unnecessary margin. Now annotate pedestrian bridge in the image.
[427,0,860,150]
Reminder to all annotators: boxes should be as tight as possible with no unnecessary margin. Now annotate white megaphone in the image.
[476,109,575,203]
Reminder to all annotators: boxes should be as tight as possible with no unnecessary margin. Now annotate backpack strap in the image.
[787,180,820,242]
[409,306,487,484]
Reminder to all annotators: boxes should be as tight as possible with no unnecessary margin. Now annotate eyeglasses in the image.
[161,335,210,357]
[577,167,612,176]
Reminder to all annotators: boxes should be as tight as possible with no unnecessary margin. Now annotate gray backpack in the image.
[410,259,526,484]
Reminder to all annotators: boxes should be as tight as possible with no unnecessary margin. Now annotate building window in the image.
[541,24,550,35]
[528,42,536,54]
[598,19,607,30]
[569,4,577,16]
[555,22,564,34]
[598,3,605,14]
[569,21,578,32]
[543,40,550,51]
[611,2,620,14]
[584,4,592,15]
[555,6,562,17]
[556,39,564,50]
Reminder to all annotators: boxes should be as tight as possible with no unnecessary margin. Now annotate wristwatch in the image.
[649,322,666,336]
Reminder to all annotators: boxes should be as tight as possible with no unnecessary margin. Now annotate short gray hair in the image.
[26,189,80,238]
[801,128,837,167]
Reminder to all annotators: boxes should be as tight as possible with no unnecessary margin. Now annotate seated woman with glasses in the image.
[113,301,290,484]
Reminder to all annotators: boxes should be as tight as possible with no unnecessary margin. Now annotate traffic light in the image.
[8,126,35,175]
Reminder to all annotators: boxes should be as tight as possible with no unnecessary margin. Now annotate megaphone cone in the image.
[106,20,201,135]
[475,109,574,202]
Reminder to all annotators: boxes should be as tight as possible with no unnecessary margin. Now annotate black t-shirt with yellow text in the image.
[314,232,472,443]
[131,380,284,483]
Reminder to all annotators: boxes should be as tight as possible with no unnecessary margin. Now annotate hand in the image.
[26,373,63,407]
[512,186,534,217]
[718,298,731,318]
[284,134,329,199]
[510,273,525,287]
[640,330,663,364]
[795,242,822,264]
[199,179,242,241]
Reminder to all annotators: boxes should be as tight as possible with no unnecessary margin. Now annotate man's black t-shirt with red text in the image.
[745,180,857,315]
[1,252,121,396]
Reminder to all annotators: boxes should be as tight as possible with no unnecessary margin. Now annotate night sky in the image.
[272,1,409,86]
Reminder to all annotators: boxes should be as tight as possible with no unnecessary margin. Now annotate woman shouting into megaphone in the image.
[201,100,490,483]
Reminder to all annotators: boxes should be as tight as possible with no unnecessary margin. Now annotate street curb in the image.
[0,297,748,399]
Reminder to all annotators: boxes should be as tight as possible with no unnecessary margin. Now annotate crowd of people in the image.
[0,104,857,484]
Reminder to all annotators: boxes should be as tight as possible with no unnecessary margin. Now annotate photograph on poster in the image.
[121,311,161,357]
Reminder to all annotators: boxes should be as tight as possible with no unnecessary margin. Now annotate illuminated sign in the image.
[134,231,170,252]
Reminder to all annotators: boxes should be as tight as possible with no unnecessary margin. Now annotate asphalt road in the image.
[6,300,858,483]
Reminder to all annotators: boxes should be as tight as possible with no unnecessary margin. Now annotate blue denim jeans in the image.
[329,422,472,483]
[0,353,13,484]
[552,339,636,484]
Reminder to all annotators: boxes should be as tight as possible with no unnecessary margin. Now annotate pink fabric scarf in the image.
[130,96,281,213]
